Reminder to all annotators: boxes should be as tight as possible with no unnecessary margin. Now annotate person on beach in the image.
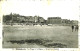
[72,25,74,32]
[75,25,79,31]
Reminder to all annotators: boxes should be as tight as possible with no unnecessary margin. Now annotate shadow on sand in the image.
[6,39,67,48]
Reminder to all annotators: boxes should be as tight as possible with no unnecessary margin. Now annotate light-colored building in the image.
[71,20,78,25]
[33,16,45,24]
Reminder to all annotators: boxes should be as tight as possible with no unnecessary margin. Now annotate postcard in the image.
[0,0,80,51]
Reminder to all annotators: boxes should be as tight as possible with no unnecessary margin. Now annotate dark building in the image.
[47,17,62,24]
[44,20,48,25]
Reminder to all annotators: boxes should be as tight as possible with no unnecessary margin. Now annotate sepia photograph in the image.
[1,0,79,48]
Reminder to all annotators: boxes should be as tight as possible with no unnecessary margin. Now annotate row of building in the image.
[16,16,78,25]
[3,14,78,26]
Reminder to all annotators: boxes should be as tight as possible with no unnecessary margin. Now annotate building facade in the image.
[47,17,62,24]
[71,20,78,25]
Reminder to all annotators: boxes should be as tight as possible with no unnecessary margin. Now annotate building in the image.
[38,17,45,23]
[47,17,62,24]
[33,16,45,25]
[71,20,78,25]
[26,16,34,23]
[17,16,26,23]
[34,16,38,23]
[61,19,71,25]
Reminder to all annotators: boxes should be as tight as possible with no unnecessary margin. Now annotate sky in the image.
[0,0,79,20]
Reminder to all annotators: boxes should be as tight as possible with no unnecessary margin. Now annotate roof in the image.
[48,17,61,19]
